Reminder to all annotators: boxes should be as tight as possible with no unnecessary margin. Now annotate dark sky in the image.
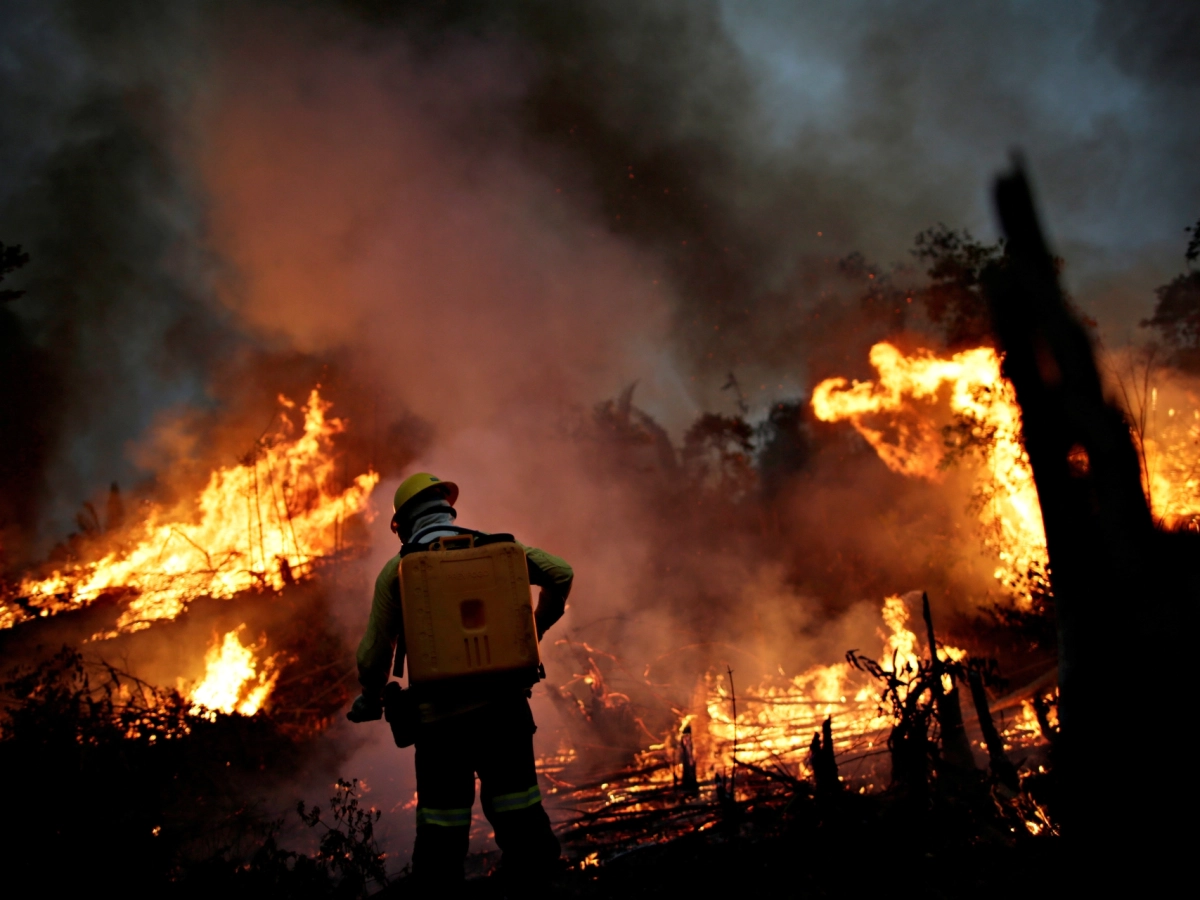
[717,1,1198,326]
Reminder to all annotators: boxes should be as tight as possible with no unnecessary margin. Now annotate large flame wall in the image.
[8,390,377,634]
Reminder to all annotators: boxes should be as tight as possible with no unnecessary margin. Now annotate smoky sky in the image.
[0,0,1196,546]
[718,1,1199,326]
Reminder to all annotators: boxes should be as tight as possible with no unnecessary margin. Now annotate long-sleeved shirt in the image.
[356,538,573,706]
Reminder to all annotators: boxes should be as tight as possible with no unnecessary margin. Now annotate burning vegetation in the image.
[189,626,283,718]
[0,92,1197,892]
[0,1,1195,894]
[812,341,1047,605]
[3,191,1199,894]
[1,193,1197,895]
[0,380,391,893]
[4,388,378,635]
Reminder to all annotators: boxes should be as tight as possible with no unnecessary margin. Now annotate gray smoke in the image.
[0,0,1196,549]
[0,0,242,550]
[2,0,1195,868]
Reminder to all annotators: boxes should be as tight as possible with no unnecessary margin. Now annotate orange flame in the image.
[6,388,379,633]
[188,625,281,717]
[542,597,1049,833]
[1138,383,1200,530]
[811,342,1046,605]
[703,594,966,772]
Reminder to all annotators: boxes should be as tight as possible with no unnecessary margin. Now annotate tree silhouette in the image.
[1142,218,1200,371]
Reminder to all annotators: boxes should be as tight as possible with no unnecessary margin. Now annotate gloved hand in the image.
[346,693,383,723]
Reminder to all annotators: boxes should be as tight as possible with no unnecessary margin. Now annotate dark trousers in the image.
[411,694,560,885]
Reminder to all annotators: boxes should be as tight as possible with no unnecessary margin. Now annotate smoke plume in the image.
[1,0,1196,862]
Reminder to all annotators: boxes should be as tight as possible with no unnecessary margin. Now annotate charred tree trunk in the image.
[887,694,932,802]
[810,716,841,798]
[679,722,699,795]
[966,667,1020,793]
[922,594,977,774]
[986,162,1198,876]
[1032,694,1058,748]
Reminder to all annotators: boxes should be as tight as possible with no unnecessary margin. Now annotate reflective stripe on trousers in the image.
[417,784,542,826]
[416,806,473,828]
[411,693,559,883]
[487,785,542,814]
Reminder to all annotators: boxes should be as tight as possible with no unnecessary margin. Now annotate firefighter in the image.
[347,472,571,888]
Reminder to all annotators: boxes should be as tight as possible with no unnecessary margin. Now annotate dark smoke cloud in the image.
[319,0,1199,407]
[2,0,1194,865]
[2,0,1195,548]
[0,0,245,553]
[1093,0,1200,85]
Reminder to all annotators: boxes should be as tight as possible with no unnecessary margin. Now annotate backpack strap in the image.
[399,528,516,557]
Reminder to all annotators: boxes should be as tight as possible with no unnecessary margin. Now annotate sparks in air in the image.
[5,389,379,633]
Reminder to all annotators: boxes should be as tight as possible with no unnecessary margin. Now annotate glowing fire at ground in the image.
[1137,383,1200,530]
[812,342,1046,605]
[542,594,1043,844]
[700,595,969,776]
[541,600,1052,814]
[544,341,1198,846]
[4,389,379,633]
[188,625,281,718]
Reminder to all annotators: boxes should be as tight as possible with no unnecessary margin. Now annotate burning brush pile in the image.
[533,347,1068,860]
[529,215,1200,882]
[1,389,375,717]
[539,594,1058,868]
[541,395,1193,883]
[0,194,1196,895]
[4,388,377,634]
[0,390,391,894]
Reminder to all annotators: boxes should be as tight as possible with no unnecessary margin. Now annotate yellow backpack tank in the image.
[399,533,541,684]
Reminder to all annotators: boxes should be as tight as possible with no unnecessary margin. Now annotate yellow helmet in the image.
[390,472,459,534]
